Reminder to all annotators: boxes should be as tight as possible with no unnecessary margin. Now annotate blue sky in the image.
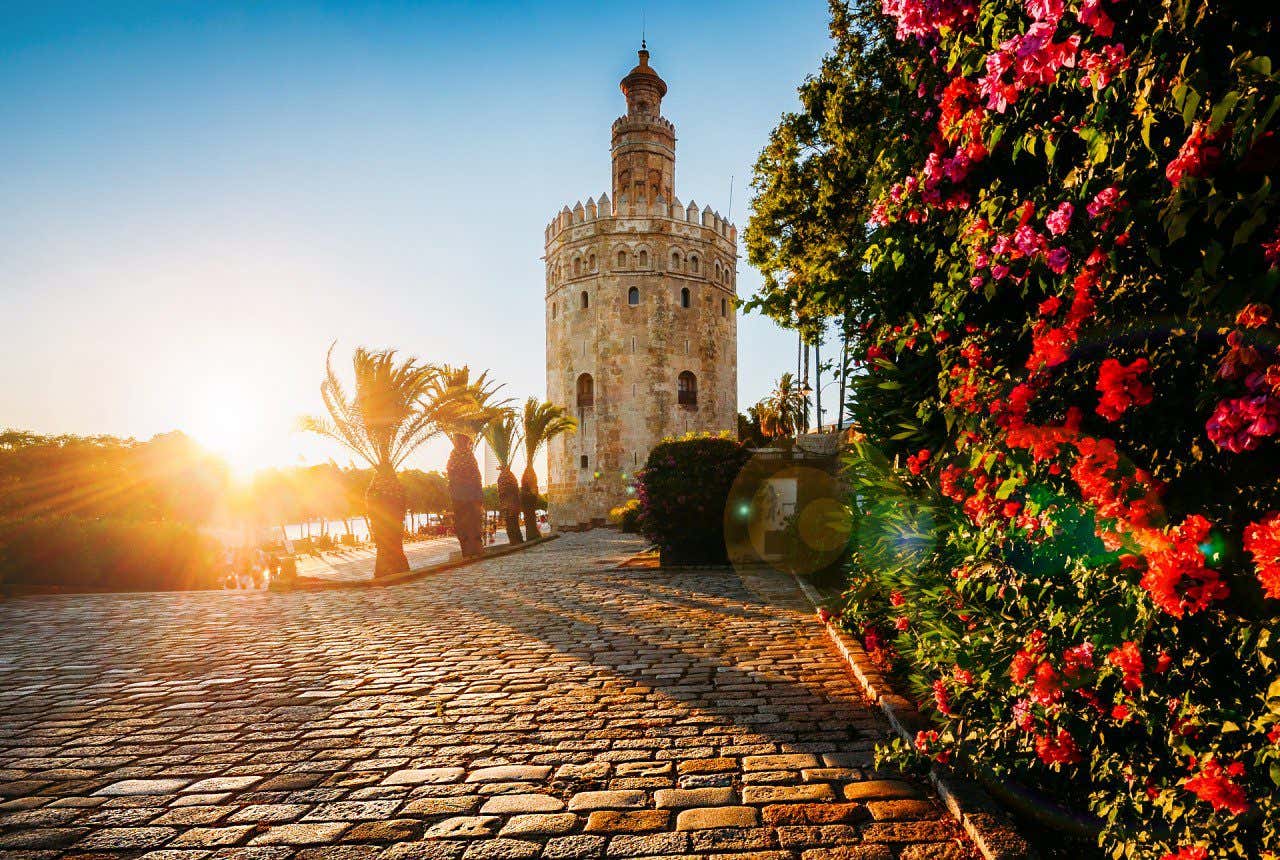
[0,0,832,474]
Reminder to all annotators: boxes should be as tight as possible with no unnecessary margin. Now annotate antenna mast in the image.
[727,174,735,222]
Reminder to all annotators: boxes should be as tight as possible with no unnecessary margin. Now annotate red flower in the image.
[932,679,953,715]
[1166,123,1228,187]
[1035,729,1082,766]
[1095,358,1153,421]
[1182,758,1250,815]
[906,448,932,475]
[1161,848,1208,860]
[1062,642,1095,678]
[1243,511,1280,599]
[1107,642,1144,691]
[1031,661,1062,706]
[1141,517,1229,617]
[895,616,911,632]
[1235,303,1273,328]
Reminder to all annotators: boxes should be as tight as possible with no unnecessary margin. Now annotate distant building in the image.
[544,45,739,528]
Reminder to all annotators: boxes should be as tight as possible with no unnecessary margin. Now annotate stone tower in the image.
[544,45,739,529]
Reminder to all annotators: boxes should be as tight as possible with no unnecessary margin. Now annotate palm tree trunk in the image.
[520,466,541,540]
[446,435,485,557]
[497,467,524,544]
[366,466,409,577]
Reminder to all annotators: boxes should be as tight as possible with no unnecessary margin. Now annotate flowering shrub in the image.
[636,433,752,565]
[749,0,1279,856]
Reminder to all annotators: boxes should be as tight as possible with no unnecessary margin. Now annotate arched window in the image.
[589,254,597,271]
[576,373,594,408]
[639,249,648,269]
[628,286,640,306]
[690,255,700,275]
[714,262,721,281]
[573,257,582,277]
[720,297,727,317]
[678,371,697,406]
[671,251,681,271]
[580,291,589,310]
[617,250,627,269]
[680,287,691,308]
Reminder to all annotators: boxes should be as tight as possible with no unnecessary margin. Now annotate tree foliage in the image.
[752,1,1280,855]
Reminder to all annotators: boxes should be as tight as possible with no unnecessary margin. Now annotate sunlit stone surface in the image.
[0,532,969,857]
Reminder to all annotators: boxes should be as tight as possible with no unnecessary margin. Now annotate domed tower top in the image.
[612,43,676,211]
[620,43,667,117]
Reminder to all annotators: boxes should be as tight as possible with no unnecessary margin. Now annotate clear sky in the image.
[0,0,831,477]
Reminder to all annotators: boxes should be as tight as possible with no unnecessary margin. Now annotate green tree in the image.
[519,399,577,539]
[757,373,807,439]
[300,346,444,577]
[483,412,525,545]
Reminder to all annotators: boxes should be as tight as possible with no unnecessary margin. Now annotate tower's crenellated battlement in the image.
[543,46,739,529]
[544,198,738,245]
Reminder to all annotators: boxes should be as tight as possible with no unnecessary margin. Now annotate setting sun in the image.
[183,379,278,477]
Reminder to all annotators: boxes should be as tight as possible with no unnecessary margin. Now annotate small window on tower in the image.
[639,250,648,268]
[617,250,627,269]
[552,303,558,319]
[580,454,589,470]
[589,254,597,271]
[576,373,594,408]
[720,297,727,317]
[671,251,681,270]
[581,291,589,310]
[681,287,691,308]
[678,371,698,406]
[628,286,640,306]
[690,255,700,275]
[574,257,582,277]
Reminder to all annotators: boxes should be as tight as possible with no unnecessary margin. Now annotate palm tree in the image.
[428,366,507,558]
[300,346,443,577]
[483,412,524,546]
[520,398,577,539]
[759,372,807,439]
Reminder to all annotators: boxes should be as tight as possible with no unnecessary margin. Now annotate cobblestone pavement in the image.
[0,531,976,860]
[293,535,508,584]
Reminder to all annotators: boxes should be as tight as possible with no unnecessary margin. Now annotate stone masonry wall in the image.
[545,200,738,528]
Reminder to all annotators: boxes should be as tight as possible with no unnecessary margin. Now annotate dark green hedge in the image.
[637,434,752,565]
[0,517,222,592]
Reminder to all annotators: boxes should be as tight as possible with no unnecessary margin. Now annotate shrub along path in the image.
[0,531,975,859]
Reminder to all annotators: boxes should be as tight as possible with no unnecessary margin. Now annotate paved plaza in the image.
[292,535,508,585]
[0,531,975,859]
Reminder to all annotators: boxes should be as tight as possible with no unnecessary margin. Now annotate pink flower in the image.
[1045,202,1073,235]
[1086,186,1121,218]
[1046,247,1072,274]
[1077,0,1114,37]
[1206,394,1280,452]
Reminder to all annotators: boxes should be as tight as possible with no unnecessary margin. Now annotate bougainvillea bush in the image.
[637,433,752,565]
[748,1,1278,856]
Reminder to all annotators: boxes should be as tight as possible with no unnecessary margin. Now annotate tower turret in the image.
[612,45,675,212]
[545,46,738,529]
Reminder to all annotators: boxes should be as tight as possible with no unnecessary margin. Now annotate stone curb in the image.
[272,534,561,593]
[789,574,1036,860]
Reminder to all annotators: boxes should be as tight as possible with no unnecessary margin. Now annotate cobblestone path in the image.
[0,531,975,860]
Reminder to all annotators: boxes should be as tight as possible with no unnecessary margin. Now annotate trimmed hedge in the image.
[637,433,752,565]
[0,517,222,592]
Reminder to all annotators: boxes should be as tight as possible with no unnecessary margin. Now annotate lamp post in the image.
[799,381,813,434]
